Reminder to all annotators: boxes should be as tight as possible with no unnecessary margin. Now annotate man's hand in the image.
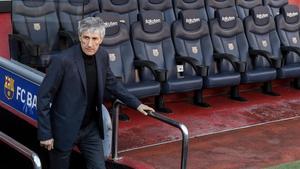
[40,138,54,151]
[137,104,155,115]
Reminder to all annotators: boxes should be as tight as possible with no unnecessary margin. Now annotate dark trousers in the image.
[49,121,106,169]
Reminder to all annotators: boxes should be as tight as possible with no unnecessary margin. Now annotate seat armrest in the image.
[249,49,281,68]
[59,30,79,47]
[134,60,166,82]
[213,53,245,72]
[9,34,39,56]
[281,46,300,57]
[175,56,208,76]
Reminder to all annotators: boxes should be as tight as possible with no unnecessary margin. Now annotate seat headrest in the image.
[68,0,87,6]
[140,10,163,33]
[281,4,299,24]
[23,0,45,7]
[183,0,197,3]
[216,7,237,29]
[179,10,202,31]
[111,0,129,5]
[251,6,270,26]
[149,0,164,4]
[264,0,288,7]
[97,13,121,36]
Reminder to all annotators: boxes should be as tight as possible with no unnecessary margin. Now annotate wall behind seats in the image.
[290,0,300,6]
[0,12,11,59]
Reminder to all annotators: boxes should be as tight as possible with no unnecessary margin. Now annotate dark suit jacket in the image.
[37,44,141,151]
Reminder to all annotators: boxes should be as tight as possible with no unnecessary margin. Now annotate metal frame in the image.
[0,131,42,169]
[111,100,189,169]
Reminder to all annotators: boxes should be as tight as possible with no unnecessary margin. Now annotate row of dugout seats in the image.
[10,0,300,113]
[9,0,289,68]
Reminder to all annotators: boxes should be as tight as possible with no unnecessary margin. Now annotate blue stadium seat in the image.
[132,10,203,111]
[209,8,246,101]
[205,0,236,20]
[236,0,263,20]
[276,4,300,88]
[263,0,288,16]
[173,0,208,21]
[9,0,60,69]
[138,0,176,25]
[58,0,100,43]
[244,6,281,95]
[99,12,161,99]
[100,0,139,28]
[172,10,211,106]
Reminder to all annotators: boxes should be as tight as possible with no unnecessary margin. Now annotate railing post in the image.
[111,101,189,169]
[180,124,189,169]
[111,100,121,160]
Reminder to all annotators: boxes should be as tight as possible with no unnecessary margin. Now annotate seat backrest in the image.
[245,5,281,66]
[263,0,288,16]
[12,0,60,53]
[276,4,300,64]
[99,12,136,84]
[205,0,236,20]
[172,9,213,75]
[138,0,176,25]
[101,0,139,28]
[210,7,248,73]
[59,0,100,33]
[173,0,208,21]
[132,10,177,79]
[236,0,263,20]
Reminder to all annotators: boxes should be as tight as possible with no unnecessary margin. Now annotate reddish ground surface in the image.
[117,85,300,168]
[118,85,300,151]
[122,117,300,169]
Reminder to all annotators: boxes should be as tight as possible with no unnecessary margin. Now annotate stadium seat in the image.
[99,12,161,99]
[205,0,236,20]
[9,0,60,69]
[263,0,288,16]
[209,8,246,101]
[132,10,204,111]
[244,6,281,95]
[173,0,208,21]
[100,0,139,28]
[172,10,211,106]
[276,4,300,88]
[236,0,263,20]
[58,0,100,43]
[138,0,176,25]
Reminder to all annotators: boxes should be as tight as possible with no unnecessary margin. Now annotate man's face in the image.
[79,31,103,56]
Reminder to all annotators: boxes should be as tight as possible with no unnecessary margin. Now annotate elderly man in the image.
[37,17,154,169]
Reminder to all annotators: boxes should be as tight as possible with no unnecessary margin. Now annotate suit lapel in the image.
[74,45,87,95]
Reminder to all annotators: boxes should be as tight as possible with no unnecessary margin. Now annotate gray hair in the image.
[78,17,106,39]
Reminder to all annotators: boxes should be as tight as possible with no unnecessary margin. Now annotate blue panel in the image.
[0,66,39,120]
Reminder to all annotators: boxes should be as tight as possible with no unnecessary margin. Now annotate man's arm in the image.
[37,55,64,142]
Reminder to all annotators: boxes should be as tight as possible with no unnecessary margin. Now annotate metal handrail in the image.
[111,100,189,169]
[0,131,42,169]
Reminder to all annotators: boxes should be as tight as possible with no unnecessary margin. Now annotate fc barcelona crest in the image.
[33,23,41,31]
[228,43,234,50]
[192,46,198,54]
[262,40,268,47]
[109,53,116,62]
[292,37,298,44]
[152,49,159,57]
[4,76,15,100]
